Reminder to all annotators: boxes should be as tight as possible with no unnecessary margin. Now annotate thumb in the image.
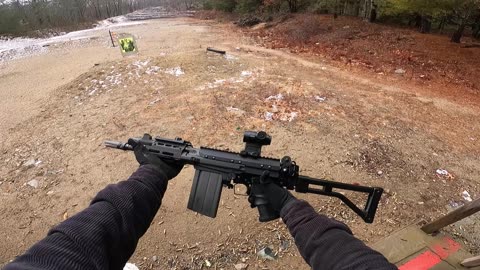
[127,138,138,148]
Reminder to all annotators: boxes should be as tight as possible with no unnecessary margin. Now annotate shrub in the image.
[235,0,263,14]
[203,0,214,10]
[213,0,237,12]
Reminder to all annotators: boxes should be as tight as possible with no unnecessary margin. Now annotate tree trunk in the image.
[451,22,467,43]
[287,0,297,12]
[94,0,102,19]
[420,16,432,33]
[354,0,360,17]
[474,26,480,39]
[363,0,370,20]
[369,6,377,22]
[452,10,472,43]
[438,16,446,34]
[106,4,111,18]
[473,16,480,39]
[412,13,421,27]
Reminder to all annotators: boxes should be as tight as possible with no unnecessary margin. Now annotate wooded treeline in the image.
[206,0,480,42]
[1,0,479,42]
[0,0,186,36]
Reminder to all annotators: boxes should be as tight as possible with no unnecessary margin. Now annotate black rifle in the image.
[105,131,383,223]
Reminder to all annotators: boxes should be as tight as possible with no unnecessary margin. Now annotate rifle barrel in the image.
[104,140,133,150]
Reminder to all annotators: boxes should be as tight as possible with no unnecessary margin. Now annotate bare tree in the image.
[451,0,479,43]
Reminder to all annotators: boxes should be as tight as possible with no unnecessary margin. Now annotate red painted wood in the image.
[398,237,461,270]
[399,251,442,270]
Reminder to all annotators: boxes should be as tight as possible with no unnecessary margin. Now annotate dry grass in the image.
[248,14,480,96]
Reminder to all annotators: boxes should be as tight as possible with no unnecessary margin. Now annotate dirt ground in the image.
[1,17,480,269]
[245,14,480,97]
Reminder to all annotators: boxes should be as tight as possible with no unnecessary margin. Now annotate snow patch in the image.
[224,54,238,61]
[265,93,284,101]
[241,71,253,77]
[0,16,145,62]
[146,66,161,75]
[164,67,184,77]
[132,60,150,68]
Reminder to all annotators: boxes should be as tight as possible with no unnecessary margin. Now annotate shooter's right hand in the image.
[249,180,298,222]
[258,182,297,213]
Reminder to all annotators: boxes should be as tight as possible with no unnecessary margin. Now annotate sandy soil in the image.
[1,18,479,269]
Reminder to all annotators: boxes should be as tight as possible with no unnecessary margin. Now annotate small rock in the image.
[23,159,37,167]
[280,240,290,251]
[314,96,327,102]
[205,260,212,267]
[149,98,161,106]
[27,179,39,189]
[265,93,284,101]
[226,106,246,116]
[123,263,139,270]
[152,256,157,262]
[462,191,473,202]
[436,169,449,176]
[264,112,274,121]
[234,263,248,269]
[395,68,406,75]
[377,170,383,175]
[418,201,424,205]
[241,70,253,77]
[449,200,464,209]
[257,247,276,261]
[252,22,267,30]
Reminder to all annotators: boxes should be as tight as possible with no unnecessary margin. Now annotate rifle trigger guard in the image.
[233,184,249,196]
[259,171,270,184]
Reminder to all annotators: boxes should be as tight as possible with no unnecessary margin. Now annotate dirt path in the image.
[1,18,479,269]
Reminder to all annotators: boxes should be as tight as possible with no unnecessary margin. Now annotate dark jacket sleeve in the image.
[281,200,397,270]
[4,164,168,270]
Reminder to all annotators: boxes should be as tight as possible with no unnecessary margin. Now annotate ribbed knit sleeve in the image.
[4,164,168,270]
[281,200,397,270]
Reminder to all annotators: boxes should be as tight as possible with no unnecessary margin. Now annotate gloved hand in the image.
[248,179,297,222]
[128,136,183,180]
[258,182,297,212]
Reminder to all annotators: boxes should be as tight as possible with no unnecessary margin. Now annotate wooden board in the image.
[462,255,480,268]
[421,198,480,234]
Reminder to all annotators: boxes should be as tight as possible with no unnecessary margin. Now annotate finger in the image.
[248,194,255,207]
[162,159,184,170]
[127,138,138,148]
[142,133,153,140]
[250,183,266,197]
